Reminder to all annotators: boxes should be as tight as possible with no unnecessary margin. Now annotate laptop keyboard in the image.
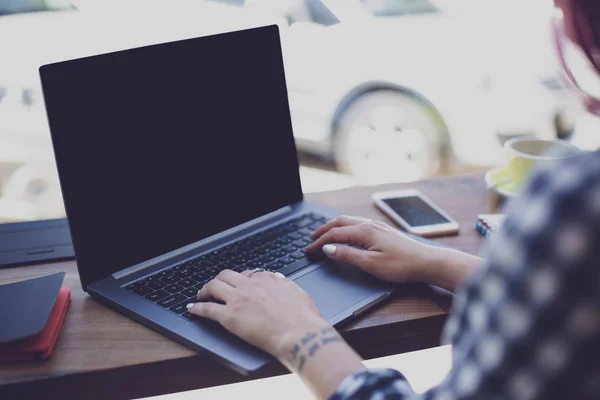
[124,213,328,320]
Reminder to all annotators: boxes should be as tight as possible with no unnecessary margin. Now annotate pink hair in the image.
[553,0,600,114]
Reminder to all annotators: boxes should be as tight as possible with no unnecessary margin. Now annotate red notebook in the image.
[0,287,70,361]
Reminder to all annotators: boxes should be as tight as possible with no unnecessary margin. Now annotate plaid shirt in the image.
[331,151,600,400]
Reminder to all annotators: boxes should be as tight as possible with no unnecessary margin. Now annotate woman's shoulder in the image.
[554,148,600,178]
[525,150,600,201]
[498,150,600,241]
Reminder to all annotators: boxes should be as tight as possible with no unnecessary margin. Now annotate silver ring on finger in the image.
[247,268,266,278]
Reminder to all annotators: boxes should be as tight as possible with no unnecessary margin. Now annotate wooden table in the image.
[0,173,489,400]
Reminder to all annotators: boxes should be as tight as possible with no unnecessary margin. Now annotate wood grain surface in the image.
[0,173,490,399]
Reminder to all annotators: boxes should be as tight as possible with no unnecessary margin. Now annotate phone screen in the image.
[383,196,450,227]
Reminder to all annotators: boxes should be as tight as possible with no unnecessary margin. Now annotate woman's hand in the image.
[306,216,435,283]
[187,269,366,400]
[306,216,482,291]
[186,269,326,357]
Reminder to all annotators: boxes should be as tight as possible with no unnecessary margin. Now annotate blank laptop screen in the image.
[40,26,303,287]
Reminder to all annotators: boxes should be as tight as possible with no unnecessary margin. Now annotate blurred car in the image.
[280,0,578,184]
[0,0,285,221]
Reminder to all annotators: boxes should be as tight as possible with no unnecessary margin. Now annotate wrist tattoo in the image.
[285,326,343,373]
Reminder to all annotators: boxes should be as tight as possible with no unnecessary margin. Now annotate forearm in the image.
[277,324,364,400]
[422,247,482,292]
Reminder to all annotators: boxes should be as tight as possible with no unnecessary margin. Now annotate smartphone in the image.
[372,189,460,237]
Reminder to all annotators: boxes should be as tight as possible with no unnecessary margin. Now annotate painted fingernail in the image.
[322,244,337,256]
[186,303,195,309]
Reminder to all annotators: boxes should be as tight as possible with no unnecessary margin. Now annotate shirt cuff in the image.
[329,368,414,400]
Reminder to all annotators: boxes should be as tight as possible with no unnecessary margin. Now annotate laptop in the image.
[39,25,394,374]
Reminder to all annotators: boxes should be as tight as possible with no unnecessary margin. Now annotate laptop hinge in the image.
[111,205,293,280]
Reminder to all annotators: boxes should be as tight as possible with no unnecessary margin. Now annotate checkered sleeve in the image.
[331,151,600,400]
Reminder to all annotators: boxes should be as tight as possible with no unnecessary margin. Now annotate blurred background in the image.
[1,0,599,223]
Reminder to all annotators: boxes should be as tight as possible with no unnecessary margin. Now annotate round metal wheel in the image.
[334,90,444,184]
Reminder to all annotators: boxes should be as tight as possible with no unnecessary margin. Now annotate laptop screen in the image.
[40,26,303,287]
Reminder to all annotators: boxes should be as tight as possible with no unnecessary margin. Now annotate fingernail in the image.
[197,290,202,297]
[322,244,337,256]
[186,303,195,309]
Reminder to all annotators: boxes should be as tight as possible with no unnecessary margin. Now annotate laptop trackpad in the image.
[293,263,393,320]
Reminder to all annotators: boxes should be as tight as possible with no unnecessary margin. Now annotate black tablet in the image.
[0,218,74,268]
